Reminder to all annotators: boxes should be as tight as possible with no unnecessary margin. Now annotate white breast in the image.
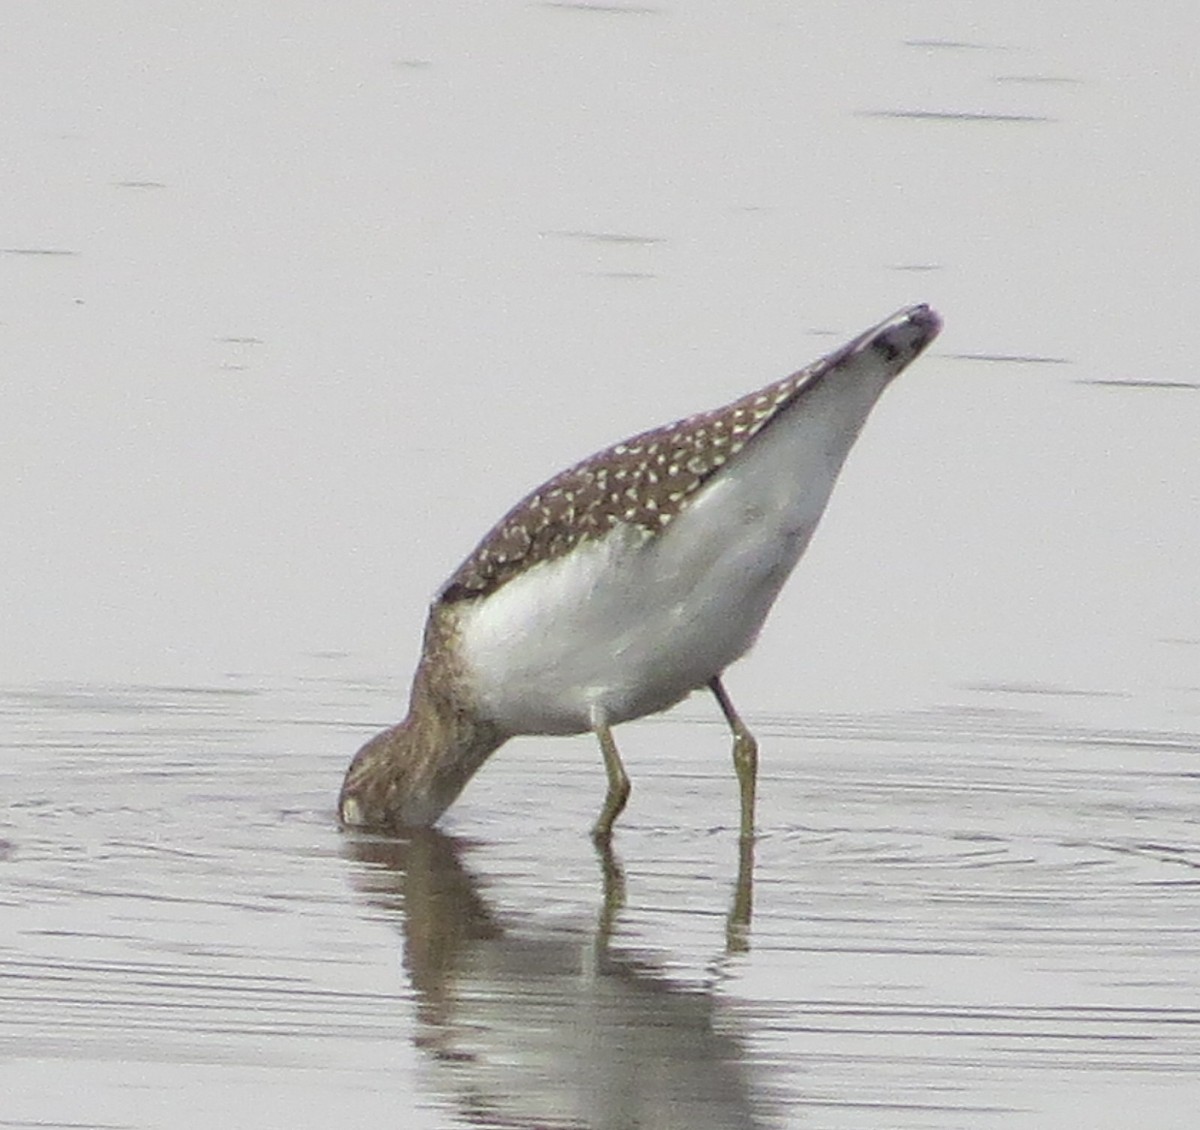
[457,349,897,737]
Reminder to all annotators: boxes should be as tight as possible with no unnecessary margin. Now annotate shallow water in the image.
[3,682,1199,1127]
[3,1,1199,1127]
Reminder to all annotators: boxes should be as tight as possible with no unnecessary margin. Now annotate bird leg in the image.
[708,676,758,840]
[591,711,631,842]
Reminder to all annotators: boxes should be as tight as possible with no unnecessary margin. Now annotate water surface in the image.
[2,2,1199,1127]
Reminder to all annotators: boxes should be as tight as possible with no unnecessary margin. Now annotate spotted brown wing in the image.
[438,361,829,603]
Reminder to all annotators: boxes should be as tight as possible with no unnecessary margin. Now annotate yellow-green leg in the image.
[591,712,631,842]
[709,675,758,840]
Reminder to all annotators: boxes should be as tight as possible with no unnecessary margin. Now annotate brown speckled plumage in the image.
[338,604,506,831]
[338,304,943,840]
[440,359,833,602]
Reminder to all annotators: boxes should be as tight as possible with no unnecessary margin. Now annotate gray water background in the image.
[2,3,1198,1127]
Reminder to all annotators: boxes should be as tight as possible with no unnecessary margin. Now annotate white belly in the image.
[457,359,895,736]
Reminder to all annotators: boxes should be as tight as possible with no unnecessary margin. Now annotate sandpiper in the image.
[339,304,942,840]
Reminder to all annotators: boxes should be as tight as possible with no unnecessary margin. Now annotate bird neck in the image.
[339,608,506,830]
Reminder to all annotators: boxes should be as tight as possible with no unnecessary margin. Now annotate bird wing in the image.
[438,361,829,604]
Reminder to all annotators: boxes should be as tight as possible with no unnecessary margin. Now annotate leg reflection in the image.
[341,826,773,1127]
[593,834,627,952]
[726,833,755,955]
[592,824,755,956]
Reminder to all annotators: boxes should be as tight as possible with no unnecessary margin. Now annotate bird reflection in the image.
[344,830,772,1129]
